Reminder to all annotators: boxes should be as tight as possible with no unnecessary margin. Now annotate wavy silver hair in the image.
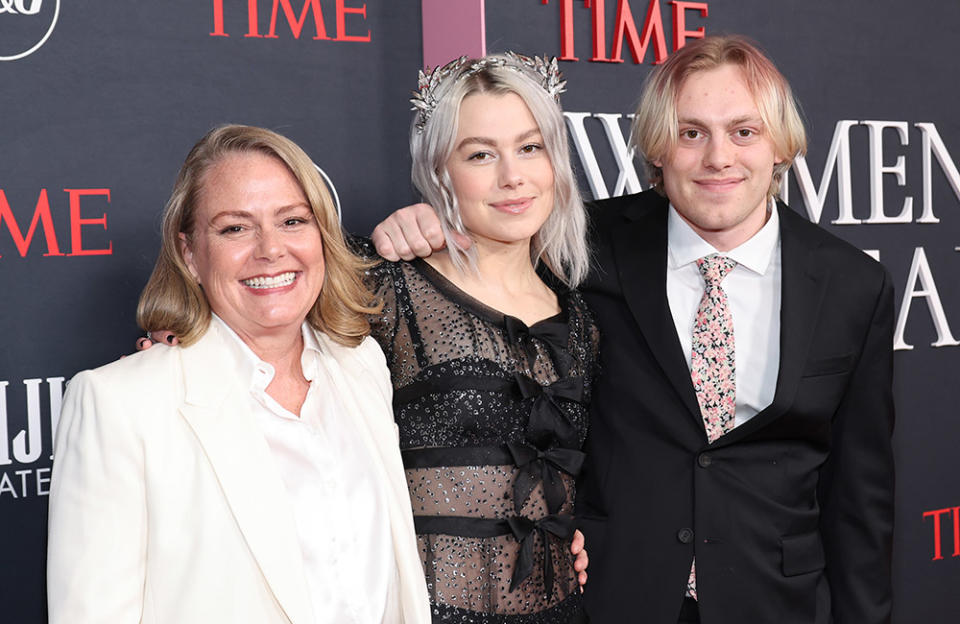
[409,53,589,287]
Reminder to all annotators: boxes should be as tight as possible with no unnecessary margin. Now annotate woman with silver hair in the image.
[366,52,597,623]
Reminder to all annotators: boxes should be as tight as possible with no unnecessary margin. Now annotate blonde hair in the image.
[409,53,589,286]
[138,124,379,347]
[632,35,807,196]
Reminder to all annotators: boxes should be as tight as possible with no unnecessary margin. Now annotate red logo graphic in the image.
[923,506,960,561]
[0,188,113,258]
[539,0,708,64]
[210,0,370,41]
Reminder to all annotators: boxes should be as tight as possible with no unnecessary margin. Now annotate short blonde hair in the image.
[138,124,379,347]
[632,35,807,196]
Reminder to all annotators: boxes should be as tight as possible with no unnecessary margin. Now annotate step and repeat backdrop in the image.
[2,1,958,621]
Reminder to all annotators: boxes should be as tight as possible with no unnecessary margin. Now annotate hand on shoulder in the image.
[135,331,179,352]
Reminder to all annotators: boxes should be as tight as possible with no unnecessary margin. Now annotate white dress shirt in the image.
[666,203,782,428]
[214,315,400,624]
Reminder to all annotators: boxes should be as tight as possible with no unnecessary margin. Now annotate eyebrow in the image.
[678,115,764,128]
[209,210,253,223]
[456,128,542,150]
[208,204,310,223]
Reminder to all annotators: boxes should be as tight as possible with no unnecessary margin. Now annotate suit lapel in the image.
[610,197,832,445]
[178,324,313,624]
[718,206,830,445]
[611,197,703,425]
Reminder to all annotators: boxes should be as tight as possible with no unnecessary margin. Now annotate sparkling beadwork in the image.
[364,249,598,623]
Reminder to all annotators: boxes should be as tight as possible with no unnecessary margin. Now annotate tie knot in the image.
[697,254,736,286]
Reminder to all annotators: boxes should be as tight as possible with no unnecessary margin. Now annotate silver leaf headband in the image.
[410,52,567,134]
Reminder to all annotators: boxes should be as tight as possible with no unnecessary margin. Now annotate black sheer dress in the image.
[366,255,599,624]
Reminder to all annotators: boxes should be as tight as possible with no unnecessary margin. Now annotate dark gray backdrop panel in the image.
[1,1,958,621]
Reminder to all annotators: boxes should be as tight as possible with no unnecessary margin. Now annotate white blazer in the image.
[47,321,430,624]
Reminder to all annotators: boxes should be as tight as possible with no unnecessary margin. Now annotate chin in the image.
[252,310,308,330]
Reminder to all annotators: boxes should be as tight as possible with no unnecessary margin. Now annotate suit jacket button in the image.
[698,453,713,468]
[677,528,694,544]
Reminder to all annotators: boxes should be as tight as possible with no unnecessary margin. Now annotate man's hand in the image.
[571,528,589,590]
[371,202,471,261]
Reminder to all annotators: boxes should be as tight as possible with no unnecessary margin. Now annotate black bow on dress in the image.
[506,441,585,513]
[515,373,583,447]
[506,513,576,596]
[504,314,568,347]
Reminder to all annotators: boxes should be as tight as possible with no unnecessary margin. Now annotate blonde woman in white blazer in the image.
[47,125,431,624]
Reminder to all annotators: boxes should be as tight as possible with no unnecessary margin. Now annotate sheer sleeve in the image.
[350,235,401,357]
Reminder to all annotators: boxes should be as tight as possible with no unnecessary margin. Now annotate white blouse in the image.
[214,315,400,624]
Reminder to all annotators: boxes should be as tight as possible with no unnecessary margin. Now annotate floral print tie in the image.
[691,254,738,443]
[687,254,737,601]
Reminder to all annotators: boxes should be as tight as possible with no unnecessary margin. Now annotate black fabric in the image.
[576,191,895,624]
[413,514,577,595]
[678,597,700,624]
[365,249,599,623]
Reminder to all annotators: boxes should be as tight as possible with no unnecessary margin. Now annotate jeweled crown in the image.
[410,52,566,134]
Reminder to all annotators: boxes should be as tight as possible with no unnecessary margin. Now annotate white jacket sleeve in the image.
[47,369,148,623]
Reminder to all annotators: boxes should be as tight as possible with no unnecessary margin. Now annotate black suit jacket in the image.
[578,190,895,623]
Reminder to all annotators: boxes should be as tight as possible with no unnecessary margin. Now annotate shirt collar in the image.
[299,321,323,383]
[211,314,324,391]
[667,198,781,276]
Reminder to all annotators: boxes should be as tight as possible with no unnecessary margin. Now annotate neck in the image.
[689,199,771,252]
[232,323,305,377]
[425,237,560,326]
[436,237,541,290]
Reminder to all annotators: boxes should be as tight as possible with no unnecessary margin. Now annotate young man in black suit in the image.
[373,35,895,624]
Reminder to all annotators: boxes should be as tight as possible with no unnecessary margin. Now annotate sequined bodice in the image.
[367,257,598,624]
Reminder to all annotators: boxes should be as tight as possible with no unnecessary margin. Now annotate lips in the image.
[242,271,297,289]
[695,178,744,192]
[490,197,534,214]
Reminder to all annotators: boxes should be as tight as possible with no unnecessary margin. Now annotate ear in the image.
[179,232,200,283]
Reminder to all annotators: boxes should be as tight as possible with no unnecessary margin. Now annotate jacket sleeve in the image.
[47,369,148,623]
[817,267,895,624]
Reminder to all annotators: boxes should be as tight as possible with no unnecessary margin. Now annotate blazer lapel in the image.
[718,206,830,444]
[178,324,313,624]
[313,333,430,624]
[312,336,404,517]
[611,198,704,425]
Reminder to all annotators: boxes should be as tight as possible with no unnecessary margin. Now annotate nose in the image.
[497,154,524,189]
[255,227,285,260]
[702,136,735,170]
